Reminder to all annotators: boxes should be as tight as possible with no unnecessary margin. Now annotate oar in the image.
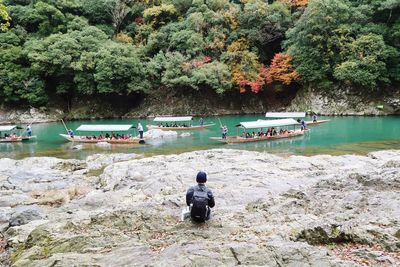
[217,117,223,128]
[61,119,69,134]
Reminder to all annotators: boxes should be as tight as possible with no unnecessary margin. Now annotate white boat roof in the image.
[239,119,300,129]
[76,125,134,131]
[154,116,193,122]
[265,112,306,118]
[0,125,17,131]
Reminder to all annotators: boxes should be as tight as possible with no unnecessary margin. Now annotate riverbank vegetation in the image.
[0,0,399,108]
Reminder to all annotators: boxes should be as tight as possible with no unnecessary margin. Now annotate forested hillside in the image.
[0,0,399,108]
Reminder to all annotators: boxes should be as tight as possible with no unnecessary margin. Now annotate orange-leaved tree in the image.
[267,53,299,85]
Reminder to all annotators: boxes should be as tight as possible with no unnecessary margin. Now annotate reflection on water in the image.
[0,115,399,159]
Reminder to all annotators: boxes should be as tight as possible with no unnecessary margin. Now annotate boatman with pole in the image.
[199,117,204,127]
[137,122,144,139]
[221,125,228,139]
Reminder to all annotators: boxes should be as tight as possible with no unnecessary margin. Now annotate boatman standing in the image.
[199,117,204,127]
[312,114,317,122]
[68,129,74,138]
[26,124,32,137]
[137,122,144,139]
[221,125,228,139]
[301,120,307,131]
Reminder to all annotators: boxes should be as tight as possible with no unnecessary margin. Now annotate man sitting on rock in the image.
[186,171,215,222]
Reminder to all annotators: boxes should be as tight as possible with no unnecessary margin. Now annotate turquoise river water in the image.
[0,115,399,159]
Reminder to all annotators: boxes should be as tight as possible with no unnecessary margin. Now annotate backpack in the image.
[190,189,209,222]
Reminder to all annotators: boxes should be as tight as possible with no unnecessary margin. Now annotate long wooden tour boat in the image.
[0,125,36,143]
[59,124,145,144]
[146,116,215,131]
[210,119,307,144]
[265,112,330,126]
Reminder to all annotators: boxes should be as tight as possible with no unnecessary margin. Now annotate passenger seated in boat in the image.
[246,132,251,138]
[279,129,284,135]
[105,133,110,139]
[271,128,277,136]
[11,133,17,139]
[92,135,97,139]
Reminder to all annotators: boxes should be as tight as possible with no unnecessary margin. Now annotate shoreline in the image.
[1,109,399,125]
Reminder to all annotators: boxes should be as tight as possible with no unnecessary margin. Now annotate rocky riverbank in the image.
[0,149,399,266]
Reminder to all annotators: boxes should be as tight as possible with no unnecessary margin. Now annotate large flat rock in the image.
[0,149,399,266]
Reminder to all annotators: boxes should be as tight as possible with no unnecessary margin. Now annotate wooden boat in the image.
[59,124,144,144]
[146,116,215,131]
[265,112,329,126]
[305,119,330,125]
[0,125,36,143]
[210,118,307,144]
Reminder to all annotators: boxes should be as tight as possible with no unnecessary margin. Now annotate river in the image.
[1,115,399,159]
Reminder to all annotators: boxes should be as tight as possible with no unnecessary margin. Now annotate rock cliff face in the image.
[0,150,399,266]
[287,86,400,115]
[0,107,63,124]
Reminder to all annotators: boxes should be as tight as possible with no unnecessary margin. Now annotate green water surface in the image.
[1,115,399,159]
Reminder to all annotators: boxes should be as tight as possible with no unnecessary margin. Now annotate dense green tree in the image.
[0,0,10,31]
[0,0,399,107]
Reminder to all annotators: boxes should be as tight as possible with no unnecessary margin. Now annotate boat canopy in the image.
[76,125,134,132]
[0,125,17,131]
[238,119,300,129]
[153,116,193,122]
[265,112,306,118]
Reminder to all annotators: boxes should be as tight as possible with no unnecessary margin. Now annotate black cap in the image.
[196,171,207,183]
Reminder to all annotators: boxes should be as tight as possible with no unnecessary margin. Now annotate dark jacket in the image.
[186,184,215,208]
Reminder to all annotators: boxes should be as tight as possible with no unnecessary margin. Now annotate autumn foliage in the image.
[267,53,299,85]
[182,56,212,72]
[279,0,309,7]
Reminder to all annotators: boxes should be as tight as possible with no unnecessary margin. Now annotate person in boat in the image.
[186,171,215,222]
[221,125,228,139]
[279,128,284,135]
[312,114,318,122]
[199,117,204,126]
[26,125,32,137]
[301,120,307,130]
[68,129,74,138]
[138,122,143,139]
